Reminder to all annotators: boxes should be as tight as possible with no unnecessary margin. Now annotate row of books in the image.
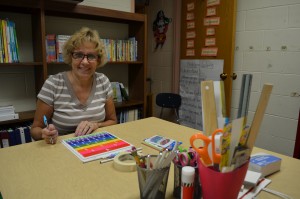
[0,105,19,122]
[0,19,19,63]
[46,34,70,62]
[101,37,137,62]
[0,125,32,148]
[45,34,137,63]
[111,82,129,103]
[117,108,141,124]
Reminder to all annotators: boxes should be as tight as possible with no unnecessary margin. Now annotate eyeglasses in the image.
[71,52,99,62]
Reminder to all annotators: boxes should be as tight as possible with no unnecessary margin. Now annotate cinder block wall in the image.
[232,0,300,156]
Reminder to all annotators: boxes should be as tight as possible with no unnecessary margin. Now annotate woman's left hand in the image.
[75,121,97,136]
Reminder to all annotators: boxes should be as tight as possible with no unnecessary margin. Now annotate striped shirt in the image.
[38,72,113,135]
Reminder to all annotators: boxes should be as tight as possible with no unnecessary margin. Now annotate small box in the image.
[249,153,281,177]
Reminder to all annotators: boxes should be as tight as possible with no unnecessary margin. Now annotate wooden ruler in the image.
[246,84,273,153]
[201,80,218,136]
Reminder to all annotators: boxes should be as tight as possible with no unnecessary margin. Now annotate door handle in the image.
[231,73,237,80]
[220,73,227,80]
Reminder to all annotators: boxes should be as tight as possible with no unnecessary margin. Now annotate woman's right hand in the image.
[41,124,58,144]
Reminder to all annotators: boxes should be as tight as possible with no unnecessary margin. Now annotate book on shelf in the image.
[111,81,123,103]
[8,20,18,62]
[56,34,70,62]
[0,130,9,148]
[46,34,57,62]
[119,82,129,101]
[1,19,9,63]
[101,37,137,62]
[0,19,19,63]
[117,108,140,123]
[0,126,32,148]
[0,19,4,63]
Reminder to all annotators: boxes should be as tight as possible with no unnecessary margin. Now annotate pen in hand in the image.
[43,115,53,144]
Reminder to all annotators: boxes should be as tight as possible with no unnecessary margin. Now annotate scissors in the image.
[173,147,198,167]
[190,128,224,166]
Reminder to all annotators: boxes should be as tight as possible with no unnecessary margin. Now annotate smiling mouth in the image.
[78,67,91,73]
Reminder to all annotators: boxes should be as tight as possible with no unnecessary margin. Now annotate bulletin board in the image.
[180,0,237,116]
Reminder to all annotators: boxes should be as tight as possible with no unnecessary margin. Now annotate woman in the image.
[31,27,117,144]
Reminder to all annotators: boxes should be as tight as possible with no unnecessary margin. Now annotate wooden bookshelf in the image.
[0,0,147,126]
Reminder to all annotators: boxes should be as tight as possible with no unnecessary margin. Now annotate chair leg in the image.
[159,108,164,118]
[175,109,180,124]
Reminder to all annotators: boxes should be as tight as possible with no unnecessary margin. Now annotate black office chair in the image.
[156,93,182,123]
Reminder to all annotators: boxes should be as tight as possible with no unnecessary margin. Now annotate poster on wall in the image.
[153,10,172,50]
[179,59,223,130]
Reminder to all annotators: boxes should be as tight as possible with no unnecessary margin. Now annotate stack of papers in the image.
[0,105,19,122]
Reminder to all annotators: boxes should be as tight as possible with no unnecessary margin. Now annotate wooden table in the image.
[0,117,299,199]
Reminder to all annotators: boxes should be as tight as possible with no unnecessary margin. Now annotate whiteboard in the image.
[179,59,224,130]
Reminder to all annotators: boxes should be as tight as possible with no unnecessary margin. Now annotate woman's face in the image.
[71,41,99,79]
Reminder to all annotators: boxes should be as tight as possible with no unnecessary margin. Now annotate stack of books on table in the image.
[0,105,19,122]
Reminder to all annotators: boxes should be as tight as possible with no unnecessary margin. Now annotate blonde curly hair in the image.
[62,27,107,68]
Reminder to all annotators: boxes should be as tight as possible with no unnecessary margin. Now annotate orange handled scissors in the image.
[190,128,224,166]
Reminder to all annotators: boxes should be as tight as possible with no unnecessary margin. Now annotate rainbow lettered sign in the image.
[62,131,133,163]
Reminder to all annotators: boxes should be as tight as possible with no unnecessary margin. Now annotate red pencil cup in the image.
[198,159,249,199]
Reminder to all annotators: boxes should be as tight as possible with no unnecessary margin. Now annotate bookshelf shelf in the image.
[0,62,43,67]
[46,61,144,65]
[0,0,147,127]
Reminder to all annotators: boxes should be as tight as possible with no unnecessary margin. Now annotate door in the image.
[180,0,237,117]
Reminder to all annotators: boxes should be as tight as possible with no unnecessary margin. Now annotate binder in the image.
[0,130,10,148]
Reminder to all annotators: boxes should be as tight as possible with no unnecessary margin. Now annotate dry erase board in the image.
[179,59,223,130]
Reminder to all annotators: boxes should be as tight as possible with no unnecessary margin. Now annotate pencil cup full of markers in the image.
[136,155,171,199]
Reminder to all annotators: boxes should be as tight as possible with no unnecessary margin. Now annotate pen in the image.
[43,115,53,144]
[43,115,49,128]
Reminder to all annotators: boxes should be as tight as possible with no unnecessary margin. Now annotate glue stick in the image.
[181,166,195,199]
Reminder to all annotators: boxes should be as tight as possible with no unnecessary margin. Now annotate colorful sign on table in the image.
[62,131,133,163]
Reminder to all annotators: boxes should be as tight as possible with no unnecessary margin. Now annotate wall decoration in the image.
[186,31,196,39]
[206,7,217,16]
[186,49,195,56]
[153,10,172,49]
[186,12,195,20]
[187,2,195,11]
[207,0,220,7]
[187,40,195,48]
[205,38,216,46]
[204,17,220,26]
[206,27,215,36]
[201,47,218,56]
[187,21,195,29]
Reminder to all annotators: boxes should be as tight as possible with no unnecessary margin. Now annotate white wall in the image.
[79,0,134,13]
[233,0,300,156]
